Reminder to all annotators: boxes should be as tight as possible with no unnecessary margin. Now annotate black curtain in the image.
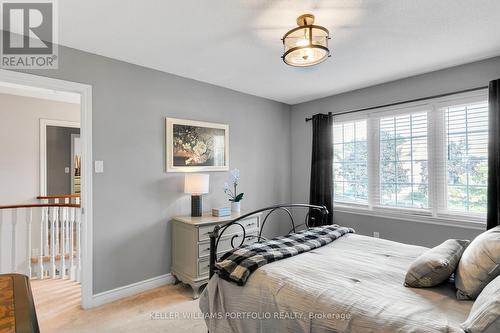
[487,79,500,230]
[308,113,334,226]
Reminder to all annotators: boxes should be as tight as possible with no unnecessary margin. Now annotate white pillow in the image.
[461,275,500,333]
[455,226,500,299]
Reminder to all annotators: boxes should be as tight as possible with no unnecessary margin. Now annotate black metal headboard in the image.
[208,203,328,279]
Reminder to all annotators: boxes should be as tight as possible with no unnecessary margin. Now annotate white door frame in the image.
[40,119,80,196]
[0,69,94,309]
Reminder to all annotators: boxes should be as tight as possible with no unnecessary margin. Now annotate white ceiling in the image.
[58,0,500,104]
[0,82,80,104]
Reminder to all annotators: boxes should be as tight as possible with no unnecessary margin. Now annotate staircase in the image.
[0,195,82,282]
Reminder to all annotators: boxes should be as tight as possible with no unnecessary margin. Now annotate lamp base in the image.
[191,195,202,217]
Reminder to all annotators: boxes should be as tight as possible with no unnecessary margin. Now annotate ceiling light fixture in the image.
[282,14,330,67]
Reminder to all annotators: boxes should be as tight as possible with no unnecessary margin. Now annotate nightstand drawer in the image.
[198,230,258,258]
[198,258,210,276]
[172,212,261,299]
[198,216,259,241]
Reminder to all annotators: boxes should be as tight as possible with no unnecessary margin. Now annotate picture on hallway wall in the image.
[166,117,229,172]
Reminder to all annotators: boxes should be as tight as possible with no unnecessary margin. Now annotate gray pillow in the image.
[405,239,469,288]
[461,275,500,333]
[455,226,500,300]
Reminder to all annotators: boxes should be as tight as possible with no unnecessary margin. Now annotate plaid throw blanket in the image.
[215,225,355,285]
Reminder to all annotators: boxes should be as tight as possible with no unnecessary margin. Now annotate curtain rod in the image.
[305,85,489,122]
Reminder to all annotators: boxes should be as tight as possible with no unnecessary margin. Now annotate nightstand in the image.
[171,211,260,299]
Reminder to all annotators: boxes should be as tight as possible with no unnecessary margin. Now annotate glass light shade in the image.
[184,174,209,195]
[282,24,330,67]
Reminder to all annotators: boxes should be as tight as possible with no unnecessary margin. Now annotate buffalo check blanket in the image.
[215,225,355,285]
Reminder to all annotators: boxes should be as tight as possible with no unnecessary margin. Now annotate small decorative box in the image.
[212,207,231,217]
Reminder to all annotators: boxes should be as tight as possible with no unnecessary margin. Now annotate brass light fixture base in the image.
[282,13,330,67]
[296,14,315,26]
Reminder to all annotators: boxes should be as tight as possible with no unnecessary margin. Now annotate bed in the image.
[199,204,474,333]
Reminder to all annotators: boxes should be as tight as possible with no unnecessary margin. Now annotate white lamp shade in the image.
[184,174,209,195]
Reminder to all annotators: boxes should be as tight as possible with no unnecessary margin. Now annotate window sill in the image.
[333,204,486,231]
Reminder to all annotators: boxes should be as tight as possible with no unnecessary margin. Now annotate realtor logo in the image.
[1,0,58,69]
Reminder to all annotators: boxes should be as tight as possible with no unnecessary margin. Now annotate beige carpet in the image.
[31,279,206,333]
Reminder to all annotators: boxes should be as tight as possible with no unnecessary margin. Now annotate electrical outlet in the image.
[373,232,380,238]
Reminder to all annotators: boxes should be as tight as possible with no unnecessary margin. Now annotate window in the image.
[379,112,428,209]
[444,102,488,213]
[333,120,368,204]
[332,91,488,223]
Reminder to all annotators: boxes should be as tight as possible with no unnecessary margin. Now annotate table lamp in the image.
[184,174,209,217]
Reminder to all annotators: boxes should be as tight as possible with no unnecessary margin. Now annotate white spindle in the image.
[50,207,57,278]
[76,209,81,282]
[55,208,60,259]
[60,207,65,279]
[11,209,17,272]
[64,208,69,274]
[26,208,32,278]
[65,208,70,253]
[44,207,49,256]
[39,207,46,279]
[69,207,76,281]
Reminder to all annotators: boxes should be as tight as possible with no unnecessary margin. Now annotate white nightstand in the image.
[171,211,260,299]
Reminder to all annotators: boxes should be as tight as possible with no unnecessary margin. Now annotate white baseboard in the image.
[91,273,175,307]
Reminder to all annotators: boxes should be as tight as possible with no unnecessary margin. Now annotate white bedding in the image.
[199,234,473,333]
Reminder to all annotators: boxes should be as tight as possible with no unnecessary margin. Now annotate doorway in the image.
[40,119,81,196]
[0,69,93,309]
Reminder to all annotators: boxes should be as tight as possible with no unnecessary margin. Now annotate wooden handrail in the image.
[36,194,80,200]
[0,203,81,210]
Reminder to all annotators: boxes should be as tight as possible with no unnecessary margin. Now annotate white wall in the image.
[0,93,80,203]
[0,93,79,273]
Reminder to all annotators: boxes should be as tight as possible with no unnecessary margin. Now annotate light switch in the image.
[95,160,104,173]
[64,167,70,174]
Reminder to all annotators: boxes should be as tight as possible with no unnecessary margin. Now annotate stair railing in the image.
[0,195,81,281]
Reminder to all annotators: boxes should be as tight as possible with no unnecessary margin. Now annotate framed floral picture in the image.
[165,117,229,172]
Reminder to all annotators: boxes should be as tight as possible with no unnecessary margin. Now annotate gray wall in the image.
[21,46,291,294]
[290,56,500,247]
[46,126,80,196]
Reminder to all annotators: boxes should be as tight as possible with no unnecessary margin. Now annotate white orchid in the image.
[230,168,240,183]
[224,169,244,202]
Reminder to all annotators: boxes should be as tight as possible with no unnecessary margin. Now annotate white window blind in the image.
[378,112,429,209]
[443,101,488,214]
[332,91,488,224]
[333,120,368,204]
